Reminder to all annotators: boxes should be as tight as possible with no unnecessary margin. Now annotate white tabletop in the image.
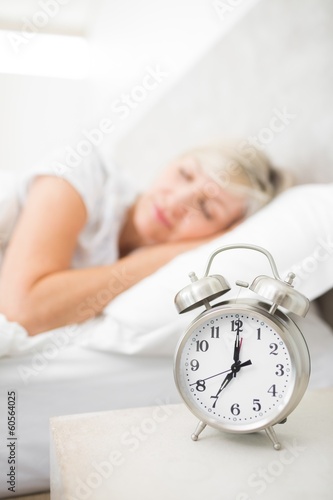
[50,389,333,500]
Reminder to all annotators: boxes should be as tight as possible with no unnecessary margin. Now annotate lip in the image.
[153,203,172,228]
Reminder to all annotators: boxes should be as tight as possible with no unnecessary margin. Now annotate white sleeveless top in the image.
[17,149,139,269]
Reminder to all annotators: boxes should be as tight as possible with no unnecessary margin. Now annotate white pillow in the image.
[92,183,333,355]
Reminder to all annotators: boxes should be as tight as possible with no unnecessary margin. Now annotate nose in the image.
[164,187,192,221]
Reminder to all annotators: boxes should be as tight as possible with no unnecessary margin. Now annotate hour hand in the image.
[211,371,233,408]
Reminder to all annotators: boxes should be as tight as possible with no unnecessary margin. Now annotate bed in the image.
[1,179,333,497]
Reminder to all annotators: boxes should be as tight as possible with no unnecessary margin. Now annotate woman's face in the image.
[133,157,246,245]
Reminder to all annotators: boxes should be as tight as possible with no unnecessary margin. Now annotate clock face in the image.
[175,303,302,432]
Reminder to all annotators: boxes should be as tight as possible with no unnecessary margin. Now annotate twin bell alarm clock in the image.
[173,243,310,450]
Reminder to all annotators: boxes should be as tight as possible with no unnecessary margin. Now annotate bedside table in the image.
[50,389,333,500]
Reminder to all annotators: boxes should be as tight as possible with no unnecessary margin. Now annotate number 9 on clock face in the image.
[174,301,310,434]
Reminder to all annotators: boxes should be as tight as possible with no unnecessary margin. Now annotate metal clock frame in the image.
[174,299,310,448]
[173,244,311,449]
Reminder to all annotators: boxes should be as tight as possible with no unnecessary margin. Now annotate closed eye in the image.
[179,167,193,181]
[199,199,213,220]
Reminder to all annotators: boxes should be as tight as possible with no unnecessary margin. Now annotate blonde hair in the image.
[179,141,292,215]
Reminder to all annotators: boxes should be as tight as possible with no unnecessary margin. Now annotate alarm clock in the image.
[174,243,310,450]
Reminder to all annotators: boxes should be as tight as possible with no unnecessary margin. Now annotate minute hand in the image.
[233,330,241,364]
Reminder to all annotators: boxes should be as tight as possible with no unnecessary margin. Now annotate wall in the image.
[0,0,97,172]
[0,0,260,174]
[0,73,90,171]
[87,0,261,135]
[113,0,333,187]
[1,0,332,184]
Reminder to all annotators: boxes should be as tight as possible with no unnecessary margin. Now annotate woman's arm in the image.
[0,176,203,335]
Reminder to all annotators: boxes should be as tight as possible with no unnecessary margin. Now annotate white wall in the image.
[0,0,96,172]
[113,0,333,187]
[0,73,90,171]
[87,0,261,108]
[0,0,261,174]
[2,0,331,186]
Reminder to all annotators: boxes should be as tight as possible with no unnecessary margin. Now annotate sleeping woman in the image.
[0,142,289,336]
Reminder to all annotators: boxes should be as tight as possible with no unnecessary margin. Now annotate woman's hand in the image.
[0,176,87,334]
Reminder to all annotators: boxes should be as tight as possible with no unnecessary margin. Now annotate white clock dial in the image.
[175,306,298,433]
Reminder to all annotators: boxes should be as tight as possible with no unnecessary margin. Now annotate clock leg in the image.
[265,426,281,450]
[191,420,207,441]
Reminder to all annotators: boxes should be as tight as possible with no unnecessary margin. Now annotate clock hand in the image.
[189,359,252,386]
[233,331,242,364]
[211,371,234,408]
[189,367,230,386]
[238,359,252,369]
[210,359,253,409]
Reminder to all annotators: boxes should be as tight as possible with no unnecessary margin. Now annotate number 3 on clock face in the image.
[174,302,310,434]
